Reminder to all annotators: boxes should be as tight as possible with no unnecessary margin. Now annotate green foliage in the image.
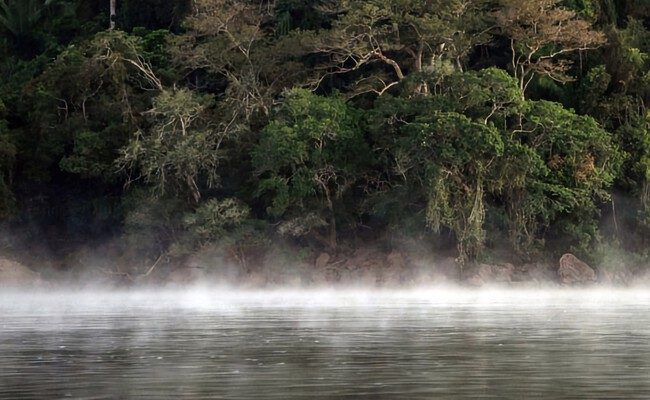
[370,71,516,260]
[0,0,647,274]
[175,0,317,125]
[253,89,369,248]
[274,0,332,33]
[179,198,268,259]
[435,67,525,124]
[131,28,177,83]
[614,119,650,190]
[370,69,620,261]
[595,18,650,121]
[501,100,621,255]
[16,30,161,184]
[404,111,504,261]
[119,89,220,202]
[562,0,599,20]
[184,198,250,241]
[495,0,607,95]
[308,0,491,95]
[578,65,612,115]
[612,117,650,244]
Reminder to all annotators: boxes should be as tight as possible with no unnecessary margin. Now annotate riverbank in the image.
[2,239,649,288]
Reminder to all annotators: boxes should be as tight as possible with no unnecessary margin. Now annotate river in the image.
[1,288,649,399]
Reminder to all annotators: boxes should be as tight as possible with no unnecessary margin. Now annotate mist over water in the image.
[2,288,650,399]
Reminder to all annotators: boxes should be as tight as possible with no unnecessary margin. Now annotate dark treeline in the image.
[0,0,649,277]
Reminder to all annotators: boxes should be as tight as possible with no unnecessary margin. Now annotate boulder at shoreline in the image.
[558,254,596,285]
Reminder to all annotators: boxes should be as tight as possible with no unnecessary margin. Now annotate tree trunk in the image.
[415,45,429,95]
[328,216,337,250]
[109,0,116,30]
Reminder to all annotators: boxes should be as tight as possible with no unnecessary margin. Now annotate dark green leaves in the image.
[252,89,369,247]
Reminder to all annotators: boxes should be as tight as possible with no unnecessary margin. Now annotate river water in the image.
[1,288,649,399]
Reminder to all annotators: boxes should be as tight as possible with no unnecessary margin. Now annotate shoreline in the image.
[2,240,648,289]
[2,258,649,290]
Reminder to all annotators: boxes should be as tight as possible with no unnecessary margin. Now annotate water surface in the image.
[1,289,649,399]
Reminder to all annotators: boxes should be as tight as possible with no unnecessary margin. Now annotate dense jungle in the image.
[1,0,649,286]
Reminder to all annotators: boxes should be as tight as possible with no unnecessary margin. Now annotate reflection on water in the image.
[1,289,649,399]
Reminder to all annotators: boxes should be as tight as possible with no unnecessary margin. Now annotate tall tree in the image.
[495,0,606,96]
[309,0,491,95]
[109,0,116,29]
[174,0,313,123]
[252,89,369,249]
[119,88,221,203]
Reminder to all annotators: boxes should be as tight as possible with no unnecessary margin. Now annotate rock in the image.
[315,252,331,269]
[0,258,44,287]
[558,254,596,285]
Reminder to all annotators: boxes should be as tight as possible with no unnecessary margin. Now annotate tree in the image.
[175,0,311,121]
[369,68,620,260]
[252,89,369,249]
[576,20,650,250]
[433,67,525,125]
[181,198,266,268]
[0,0,73,57]
[26,30,164,183]
[497,100,621,255]
[109,0,115,30]
[495,0,606,96]
[400,111,504,263]
[306,0,491,95]
[368,87,505,263]
[118,88,221,203]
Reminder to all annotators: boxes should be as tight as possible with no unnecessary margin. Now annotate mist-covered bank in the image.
[2,235,649,288]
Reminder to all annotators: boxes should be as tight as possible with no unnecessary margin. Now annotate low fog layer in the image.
[2,241,650,289]
[3,287,650,399]
[3,287,650,313]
